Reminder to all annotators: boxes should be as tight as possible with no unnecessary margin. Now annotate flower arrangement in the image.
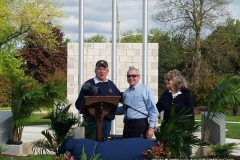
[54,151,74,160]
[142,142,169,160]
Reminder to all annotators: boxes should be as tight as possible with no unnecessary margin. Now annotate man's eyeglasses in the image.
[127,75,139,78]
[166,78,171,81]
[97,68,108,71]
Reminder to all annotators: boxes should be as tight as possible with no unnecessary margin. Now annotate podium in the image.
[80,96,121,141]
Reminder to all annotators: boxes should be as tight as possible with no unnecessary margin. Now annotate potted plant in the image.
[32,104,78,158]
[7,74,67,144]
[143,106,202,159]
[0,49,67,145]
[202,76,240,143]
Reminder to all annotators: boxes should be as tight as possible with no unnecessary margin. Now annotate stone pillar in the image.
[201,111,226,145]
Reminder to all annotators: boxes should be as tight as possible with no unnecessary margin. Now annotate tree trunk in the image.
[12,129,19,142]
[12,127,23,142]
[202,112,212,143]
[192,28,202,83]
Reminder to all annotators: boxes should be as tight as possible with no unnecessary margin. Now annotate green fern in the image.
[32,104,78,158]
[154,105,202,158]
[80,146,101,160]
[210,143,239,158]
[80,147,87,160]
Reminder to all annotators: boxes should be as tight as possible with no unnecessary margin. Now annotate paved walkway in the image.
[21,124,240,156]
[22,125,50,143]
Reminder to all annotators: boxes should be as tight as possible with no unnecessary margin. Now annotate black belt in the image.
[124,118,148,123]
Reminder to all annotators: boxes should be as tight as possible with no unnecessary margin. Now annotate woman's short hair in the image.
[127,66,141,76]
[165,69,187,91]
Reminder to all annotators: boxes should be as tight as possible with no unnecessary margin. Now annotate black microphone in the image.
[82,83,91,90]
[89,85,100,95]
[81,83,104,95]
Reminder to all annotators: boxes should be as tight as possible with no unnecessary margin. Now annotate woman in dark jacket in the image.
[156,69,194,159]
[156,69,194,120]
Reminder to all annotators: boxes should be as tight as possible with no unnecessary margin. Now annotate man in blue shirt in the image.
[116,66,158,139]
[75,60,121,139]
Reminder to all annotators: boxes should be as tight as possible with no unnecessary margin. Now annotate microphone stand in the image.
[125,106,128,138]
[122,103,149,117]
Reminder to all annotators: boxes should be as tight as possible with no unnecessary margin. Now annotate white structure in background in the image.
[67,42,158,134]
[78,0,150,134]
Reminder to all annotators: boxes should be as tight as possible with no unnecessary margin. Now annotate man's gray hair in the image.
[127,66,141,76]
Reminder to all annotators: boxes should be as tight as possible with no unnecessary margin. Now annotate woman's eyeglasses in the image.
[127,75,139,78]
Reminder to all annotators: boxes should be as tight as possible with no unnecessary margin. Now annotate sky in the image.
[60,0,240,42]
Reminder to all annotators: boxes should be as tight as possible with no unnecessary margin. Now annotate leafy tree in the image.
[152,0,233,83]
[64,38,71,48]
[158,33,186,97]
[120,28,143,43]
[190,19,240,106]
[118,28,186,98]
[0,0,64,49]
[84,34,107,43]
[0,43,67,142]
[0,45,25,107]
[202,19,240,76]
[120,28,163,43]
[190,74,222,107]
[0,73,10,107]
[19,26,67,84]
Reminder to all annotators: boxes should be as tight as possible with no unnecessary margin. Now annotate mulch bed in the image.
[0,154,30,158]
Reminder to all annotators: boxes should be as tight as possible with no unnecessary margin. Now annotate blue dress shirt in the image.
[116,82,158,128]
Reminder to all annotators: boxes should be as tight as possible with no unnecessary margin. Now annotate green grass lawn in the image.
[0,107,51,126]
[196,117,240,139]
[26,113,51,126]
[195,114,240,122]
[158,114,240,139]
[0,107,10,111]
[226,123,240,139]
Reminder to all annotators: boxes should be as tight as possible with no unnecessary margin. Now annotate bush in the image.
[210,143,239,158]
[0,144,8,153]
[190,76,221,106]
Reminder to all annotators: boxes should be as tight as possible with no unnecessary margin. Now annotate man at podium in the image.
[75,60,121,139]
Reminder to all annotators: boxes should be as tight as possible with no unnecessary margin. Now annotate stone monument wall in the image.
[67,43,158,134]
